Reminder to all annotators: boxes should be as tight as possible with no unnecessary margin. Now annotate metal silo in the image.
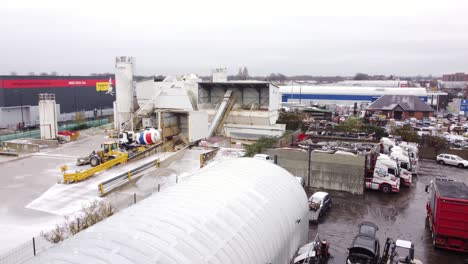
[114,56,135,131]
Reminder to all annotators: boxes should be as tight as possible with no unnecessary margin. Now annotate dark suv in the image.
[346,222,381,264]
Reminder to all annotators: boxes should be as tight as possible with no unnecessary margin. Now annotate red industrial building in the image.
[442,72,468,82]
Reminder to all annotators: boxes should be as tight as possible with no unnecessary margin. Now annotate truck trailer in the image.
[425,179,468,252]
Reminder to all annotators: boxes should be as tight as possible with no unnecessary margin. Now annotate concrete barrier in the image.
[3,141,40,153]
[159,148,188,168]
[29,139,59,147]
[419,147,468,160]
[310,152,364,194]
[266,148,365,194]
[266,148,308,177]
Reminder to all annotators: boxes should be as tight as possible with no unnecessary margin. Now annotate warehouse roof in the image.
[367,95,434,112]
[279,86,427,97]
[24,158,308,264]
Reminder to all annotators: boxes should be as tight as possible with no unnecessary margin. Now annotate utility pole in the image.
[20,91,24,129]
[307,144,312,187]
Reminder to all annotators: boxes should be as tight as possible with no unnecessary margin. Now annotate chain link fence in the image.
[0,236,53,264]
[0,118,110,143]
[0,180,180,264]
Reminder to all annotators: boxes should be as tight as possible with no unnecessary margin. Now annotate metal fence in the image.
[0,180,181,264]
[0,118,110,143]
[0,236,54,264]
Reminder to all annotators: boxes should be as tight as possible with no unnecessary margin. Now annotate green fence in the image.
[0,118,110,143]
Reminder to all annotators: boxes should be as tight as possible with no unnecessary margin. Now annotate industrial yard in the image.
[2,1,468,263]
[0,55,467,264]
[308,160,468,264]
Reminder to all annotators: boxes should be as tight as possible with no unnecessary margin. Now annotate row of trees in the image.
[334,117,387,139]
[6,70,437,83]
[10,71,59,76]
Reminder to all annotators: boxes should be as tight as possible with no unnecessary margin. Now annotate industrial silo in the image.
[114,56,135,130]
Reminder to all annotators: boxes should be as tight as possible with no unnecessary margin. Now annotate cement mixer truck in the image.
[118,128,162,150]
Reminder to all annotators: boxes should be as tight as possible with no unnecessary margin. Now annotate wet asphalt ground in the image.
[307,159,468,264]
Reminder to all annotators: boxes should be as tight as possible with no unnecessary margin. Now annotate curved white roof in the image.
[25,158,308,264]
[279,86,427,97]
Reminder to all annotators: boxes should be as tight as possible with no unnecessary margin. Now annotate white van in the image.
[253,154,274,163]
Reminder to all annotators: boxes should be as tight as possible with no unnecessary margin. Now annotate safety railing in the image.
[199,147,220,168]
[98,159,160,195]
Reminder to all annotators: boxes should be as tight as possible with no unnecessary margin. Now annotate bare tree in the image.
[28,72,35,76]
[354,73,369,80]
[51,71,58,75]
[242,66,249,79]
[40,72,48,76]
[10,71,17,76]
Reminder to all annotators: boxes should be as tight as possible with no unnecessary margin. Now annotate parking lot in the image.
[308,159,468,264]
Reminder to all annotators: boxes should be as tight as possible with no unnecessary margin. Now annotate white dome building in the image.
[25,158,309,264]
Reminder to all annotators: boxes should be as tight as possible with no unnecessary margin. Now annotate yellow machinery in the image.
[63,153,128,183]
[77,142,121,167]
[64,142,129,183]
[64,141,164,183]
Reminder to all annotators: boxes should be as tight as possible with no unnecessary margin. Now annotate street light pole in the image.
[307,144,312,187]
[20,91,24,129]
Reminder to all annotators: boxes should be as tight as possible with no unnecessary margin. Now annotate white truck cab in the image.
[118,131,136,144]
[380,137,396,154]
[389,151,412,187]
[366,154,400,193]
[398,142,419,175]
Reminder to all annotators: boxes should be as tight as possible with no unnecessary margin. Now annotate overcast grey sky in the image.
[1,0,468,76]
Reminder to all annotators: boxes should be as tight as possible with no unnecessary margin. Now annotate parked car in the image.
[346,222,381,264]
[293,234,330,264]
[295,177,305,188]
[436,154,468,168]
[308,191,332,222]
[253,154,274,163]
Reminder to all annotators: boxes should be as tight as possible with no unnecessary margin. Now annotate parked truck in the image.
[389,151,412,187]
[366,154,400,194]
[398,142,419,175]
[425,178,468,252]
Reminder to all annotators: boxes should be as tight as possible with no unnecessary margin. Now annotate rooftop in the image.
[367,95,434,112]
